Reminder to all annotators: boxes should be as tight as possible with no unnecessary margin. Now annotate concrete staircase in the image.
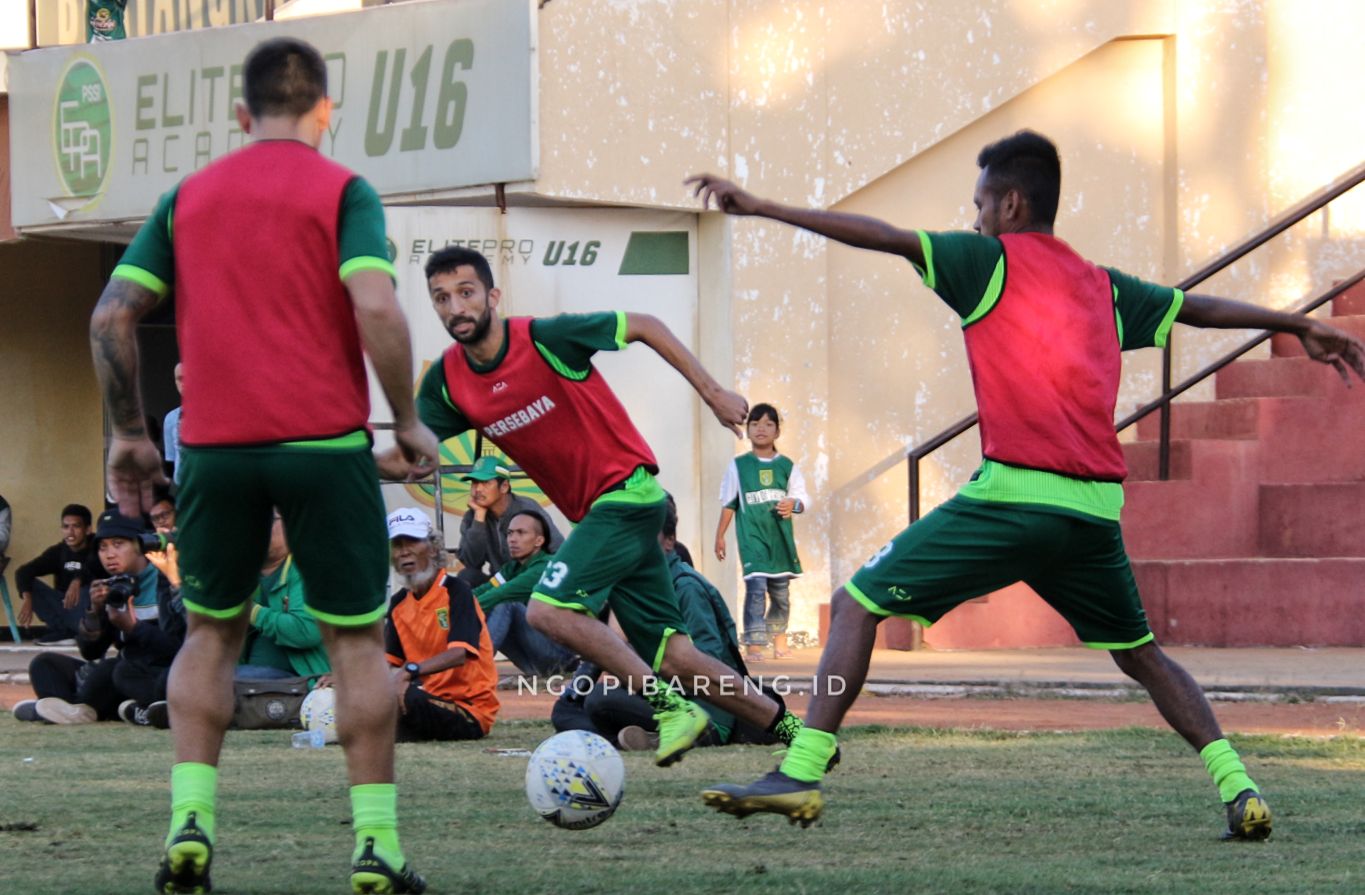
[1121,283,1365,646]
[901,280,1365,651]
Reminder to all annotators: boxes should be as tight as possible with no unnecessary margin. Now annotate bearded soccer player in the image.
[378,246,809,770]
[89,37,439,895]
[686,131,1365,835]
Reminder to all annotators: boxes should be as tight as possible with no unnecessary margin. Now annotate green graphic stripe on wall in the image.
[618,231,689,275]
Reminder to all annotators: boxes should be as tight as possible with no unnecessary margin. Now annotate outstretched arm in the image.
[90,278,168,516]
[624,313,748,436]
[685,173,925,267]
[1178,293,1365,386]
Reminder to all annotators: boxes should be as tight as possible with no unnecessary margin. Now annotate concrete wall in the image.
[535,0,1365,639]
[0,238,107,601]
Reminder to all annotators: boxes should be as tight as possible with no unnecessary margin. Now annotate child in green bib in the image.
[714,404,808,660]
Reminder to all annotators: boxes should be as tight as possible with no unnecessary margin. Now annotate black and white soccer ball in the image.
[525,730,625,830]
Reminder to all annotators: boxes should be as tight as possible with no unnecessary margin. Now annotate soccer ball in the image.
[525,730,625,830]
[299,687,339,744]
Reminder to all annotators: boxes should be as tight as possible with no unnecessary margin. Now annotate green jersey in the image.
[721,452,806,578]
[473,551,552,614]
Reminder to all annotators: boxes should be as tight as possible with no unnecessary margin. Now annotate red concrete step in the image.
[1123,437,1258,482]
[1133,557,1365,646]
[1332,281,1365,317]
[1215,356,1355,400]
[1271,314,1365,357]
[1259,483,1365,557]
[1253,393,1365,483]
[1133,395,1365,482]
[1122,475,1260,560]
[920,582,1081,650]
[1134,397,1263,441]
[1123,439,1194,481]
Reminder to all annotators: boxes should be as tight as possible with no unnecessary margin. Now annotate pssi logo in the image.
[53,56,113,204]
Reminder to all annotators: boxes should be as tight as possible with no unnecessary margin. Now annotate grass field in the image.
[1,716,1362,894]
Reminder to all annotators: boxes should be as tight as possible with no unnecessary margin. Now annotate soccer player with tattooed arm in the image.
[89,36,439,895]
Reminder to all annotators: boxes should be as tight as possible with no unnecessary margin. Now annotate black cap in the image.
[93,510,148,545]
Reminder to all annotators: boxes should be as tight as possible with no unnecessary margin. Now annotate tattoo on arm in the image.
[89,278,160,436]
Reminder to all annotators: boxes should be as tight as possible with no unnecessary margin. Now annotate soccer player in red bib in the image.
[89,37,438,895]
[383,246,810,770]
[686,131,1365,835]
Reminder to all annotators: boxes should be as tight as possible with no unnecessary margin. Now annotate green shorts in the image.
[846,496,1153,649]
[530,472,688,671]
[176,443,389,626]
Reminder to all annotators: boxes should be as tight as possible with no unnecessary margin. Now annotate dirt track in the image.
[7,683,1360,737]
[498,690,1365,737]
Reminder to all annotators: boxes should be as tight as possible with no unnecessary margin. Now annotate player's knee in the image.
[830,586,871,624]
[1110,641,1160,679]
[525,598,555,633]
[654,641,683,679]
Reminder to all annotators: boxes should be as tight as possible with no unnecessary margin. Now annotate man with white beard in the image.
[383,508,499,742]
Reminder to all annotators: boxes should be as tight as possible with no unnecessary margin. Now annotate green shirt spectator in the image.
[472,551,552,614]
[237,521,331,680]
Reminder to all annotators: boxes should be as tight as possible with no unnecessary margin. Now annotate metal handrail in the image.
[1115,269,1365,433]
[906,159,1365,522]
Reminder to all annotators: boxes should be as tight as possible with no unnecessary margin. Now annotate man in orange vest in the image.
[384,508,499,741]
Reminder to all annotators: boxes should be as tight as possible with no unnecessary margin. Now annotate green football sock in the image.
[351,784,404,867]
[168,762,217,846]
[779,727,838,784]
[1201,738,1258,803]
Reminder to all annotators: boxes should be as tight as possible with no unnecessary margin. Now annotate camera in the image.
[103,574,138,609]
[140,531,174,552]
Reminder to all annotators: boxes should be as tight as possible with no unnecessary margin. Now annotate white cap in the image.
[386,507,433,541]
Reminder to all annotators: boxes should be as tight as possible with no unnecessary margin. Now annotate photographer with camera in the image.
[21,510,186,726]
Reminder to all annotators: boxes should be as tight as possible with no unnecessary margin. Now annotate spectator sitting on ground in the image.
[19,510,186,727]
[0,493,10,638]
[0,492,11,557]
[454,457,564,587]
[382,507,500,741]
[236,511,329,681]
[473,510,577,678]
[550,494,779,751]
[14,503,101,646]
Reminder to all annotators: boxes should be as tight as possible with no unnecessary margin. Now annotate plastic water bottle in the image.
[291,728,325,749]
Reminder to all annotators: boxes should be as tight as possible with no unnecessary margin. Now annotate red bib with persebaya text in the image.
[441,317,657,522]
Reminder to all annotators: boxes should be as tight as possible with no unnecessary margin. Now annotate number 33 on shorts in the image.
[863,543,893,569]
[539,561,570,589]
